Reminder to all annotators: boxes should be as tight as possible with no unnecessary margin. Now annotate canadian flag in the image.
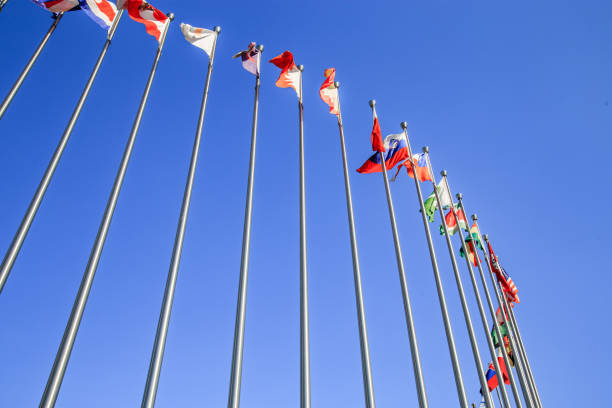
[117,0,167,42]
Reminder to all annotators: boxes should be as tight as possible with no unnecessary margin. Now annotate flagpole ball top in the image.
[456,192,463,200]
[472,214,478,220]
[297,64,304,71]
[256,44,264,52]
[369,99,376,107]
[441,170,447,176]
[401,121,408,129]
[334,81,340,88]
[483,234,489,241]
[214,26,221,33]
[167,13,175,21]
[422,146,429,153]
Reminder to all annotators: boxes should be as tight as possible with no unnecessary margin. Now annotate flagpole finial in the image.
[441,170,447,176]
[297,64,304,71]
[257,44,264,52]
[401,121,408,129]
[214,26,221,33]
[334,81,340,88]
[456,193,463,200]
[368,99,376,108]
[483,234,489,242]
[422,146,429,153]
[472,214,478,221]
[167,13,175,21]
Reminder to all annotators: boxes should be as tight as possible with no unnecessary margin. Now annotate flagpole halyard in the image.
[0,12,63,120]
[334,84,377,408]
[422,153,494,408]
[38,13,171,408]
[141,23,219,408]
[369,101,429,408]
[227,43,264,408]
[400,134,469,408]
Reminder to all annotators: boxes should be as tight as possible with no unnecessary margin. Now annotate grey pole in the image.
[480,233,536,408]
[141,24,219,408]
[38,14,172,408]
[298,64,311,408]
[0,12,63,120]
[0,0,9,13]
[369,101,428,408]
[444,191,512,408]
[227,43,264,408]
[422,152,493,408]
[0,10,122,294]
[400,131,468,408]
[335,83,376,408]
[462,213,524,408]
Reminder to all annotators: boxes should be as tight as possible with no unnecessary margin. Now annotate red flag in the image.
[319,68,339,115]
[117,0,167,42]
[370,106,385,152]
[488,242,520,303]
[269,51,301,97]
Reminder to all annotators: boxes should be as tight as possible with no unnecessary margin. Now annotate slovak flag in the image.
[269,51,302,97]
[319,68,339,115]
[117,0,167,42]
[357,133,409,174]
[31,0,79,13]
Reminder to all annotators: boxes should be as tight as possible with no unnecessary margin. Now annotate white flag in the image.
[437,180,453,209]
[180,23,217,56]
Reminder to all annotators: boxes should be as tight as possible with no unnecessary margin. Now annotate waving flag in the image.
[488,242,520,303]
[423,181,452,222]
[81,0,117,29]
[369,105,385,152]
[440,206,469,235]
[460,223,483,266]
[319,68,339,115]
[117,0,167,42]
[31,0,79,12]
[392,153,432,182]
[357,133,409,174]
[269,51,301,97]
[181,24,216,57]
[233,42,261,76]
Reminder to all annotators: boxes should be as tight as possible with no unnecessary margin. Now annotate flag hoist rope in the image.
[369,100,429,408]
[0,10,119,295]
[0,12,63,120]
[335,83,376,408]
[423,153,494,408]
[227,44,264,408]
[141,24,220,408]
[38,13,172,408]
[399,129,469,408]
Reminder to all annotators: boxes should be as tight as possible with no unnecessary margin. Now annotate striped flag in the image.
[117,0,167,42]
[233,42,261,76]
[31,0,79,12]
[488,242,520,303]
[81,0,117,29]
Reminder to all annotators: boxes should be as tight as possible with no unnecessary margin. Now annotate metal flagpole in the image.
[422,151,493,408]
[141,25,220,408]
[227,43,264,408]
[38,14,173,408]
[0,0,9,13]
[334,83,376,408]
[459,210,523,408]
[297,64,311,408]
[443,190,513,408]
[0,10,123,294]
[400,129,468,408]
[479,233,536,408]
[0,12,63,120]
[369,101,428,408]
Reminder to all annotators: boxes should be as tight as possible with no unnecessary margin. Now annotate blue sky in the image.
[0,1,610,407]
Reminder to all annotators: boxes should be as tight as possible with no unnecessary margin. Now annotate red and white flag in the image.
[117,0,168,42]
[319,68,339,115]
[269,51,301,97]
[370,106,385,152]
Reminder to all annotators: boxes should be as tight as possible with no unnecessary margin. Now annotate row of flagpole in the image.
[0,3,543,408]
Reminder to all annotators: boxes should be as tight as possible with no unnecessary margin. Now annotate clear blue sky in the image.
[0,1,610,407]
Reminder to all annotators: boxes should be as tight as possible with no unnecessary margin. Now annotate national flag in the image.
[180,23,216,57]
[460,224,483,266]
[32,0,117,29]
[485,363,499,391]
[232,42,261,76]
[488,242,520,303]
[496,349,511,385]
[269,51,301,97]
[319,68,339,115]
[491,322,508,348]
[31,0,79,12]
[117,0,167,42]
[423,181,452,222]
[392,153,432,182]
[369,105,385,153]
[356,133,409,174]
[440,206,469,235]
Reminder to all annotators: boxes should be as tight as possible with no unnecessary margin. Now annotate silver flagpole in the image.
[335,83,376,408]
[0,12,63,120]
[227,43,264,408]
[0,0,9,13]
[369,101,428,408]
[141,25,219,408]
[422,151,493,408]
[298,64,311,408]
[479,233,536,408]
[0,10,123,294]
[400,130,468,408]
[38,14,173,408]
[444,190,512,408]
[461,211,523,408]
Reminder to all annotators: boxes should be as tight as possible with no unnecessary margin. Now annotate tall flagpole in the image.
[141,25,220,408]
[399,129,468,408]
[422,151,493,408]
[442,189,513,408]
[0,12,63,120]
[38,14,173,408]
[335,83,376,408]
[0,10,122,294]
[369,101,428,408]
[479,233,536,408]
[298,64,311,408]
[227,43,264,408]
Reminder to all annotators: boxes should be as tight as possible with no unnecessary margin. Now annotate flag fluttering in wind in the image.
[319,68,339,115]
[269,51,301,97]
[357,133,409,174]
[369,105,385,152]
[180,23,216,56]
[31,0,79,12]
[423,181,452,222]
[488,242,520,303]
[233,42,261,76]
[440,206,469,235]
[117,0,167,42]
[482,357,510,392]
[392,153,432,182]
[460,223,483,266]
[32,0,117,28]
